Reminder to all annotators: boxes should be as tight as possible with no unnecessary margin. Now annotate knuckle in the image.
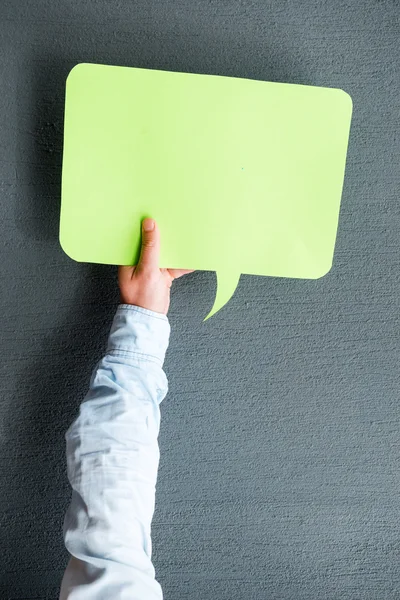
[143,238,156,249]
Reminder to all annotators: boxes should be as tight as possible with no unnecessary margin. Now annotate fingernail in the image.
[143,218,155,232]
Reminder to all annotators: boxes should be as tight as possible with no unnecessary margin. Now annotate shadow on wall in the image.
[1,56,118,596]
[14,57,73,242]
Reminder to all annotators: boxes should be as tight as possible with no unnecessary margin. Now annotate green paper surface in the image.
[60,63,352,319]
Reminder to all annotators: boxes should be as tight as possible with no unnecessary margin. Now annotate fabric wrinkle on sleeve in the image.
[59,304,170,600]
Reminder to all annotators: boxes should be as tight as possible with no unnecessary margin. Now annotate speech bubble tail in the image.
[203,270,241,321]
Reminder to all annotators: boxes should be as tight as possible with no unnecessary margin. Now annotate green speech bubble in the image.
[60,63,352,321]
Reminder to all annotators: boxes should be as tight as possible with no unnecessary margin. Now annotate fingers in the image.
[119,218,193,282]
[137,218,160,272]
[168,269,195,280]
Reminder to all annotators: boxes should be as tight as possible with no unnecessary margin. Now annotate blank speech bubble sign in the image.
[60,63,352,320]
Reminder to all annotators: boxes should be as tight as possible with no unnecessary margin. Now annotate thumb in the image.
[137,218,160,272]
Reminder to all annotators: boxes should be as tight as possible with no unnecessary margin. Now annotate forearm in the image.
[59,305,170,600]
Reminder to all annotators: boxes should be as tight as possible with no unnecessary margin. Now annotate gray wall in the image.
[1,1,399,598]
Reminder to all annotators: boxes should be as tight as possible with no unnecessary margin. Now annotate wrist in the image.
[107,304,170,366]
[119,293,168,315]
[118,303,168,321]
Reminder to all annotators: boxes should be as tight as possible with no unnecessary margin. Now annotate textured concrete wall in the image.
[1,1,399,598]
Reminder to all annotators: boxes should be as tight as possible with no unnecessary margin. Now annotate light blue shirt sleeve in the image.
[59,304,171,600]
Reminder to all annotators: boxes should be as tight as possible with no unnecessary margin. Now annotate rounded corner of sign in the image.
[312,261,333,280]
[59,230,81,263]
[336,88,353,113]
[66,62,91,87]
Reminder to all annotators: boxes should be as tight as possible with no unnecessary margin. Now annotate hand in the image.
[118,218,194,315]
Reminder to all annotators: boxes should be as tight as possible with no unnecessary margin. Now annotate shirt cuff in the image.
[107,304,171,367]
